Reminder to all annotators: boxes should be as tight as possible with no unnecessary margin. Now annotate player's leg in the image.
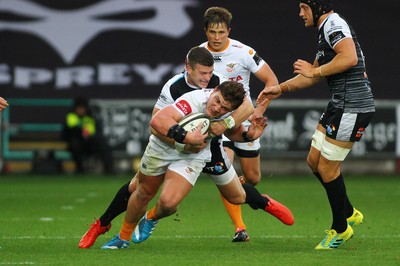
[233,138,262,186]
[314,137,354,249]
[314,111,373,249]
[207,138,248,241]
[131,159,204,244]
[101,170,164,249]
[78,174,137,248]
[214,167,294,226]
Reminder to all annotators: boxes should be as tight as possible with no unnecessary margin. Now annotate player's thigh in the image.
[136,171,164,199]
[158,169,194,209]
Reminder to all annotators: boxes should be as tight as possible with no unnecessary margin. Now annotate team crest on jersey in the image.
[175,99,192,115]
[249,49,254,55]
[225,63,237,73]
[185,167,195,174]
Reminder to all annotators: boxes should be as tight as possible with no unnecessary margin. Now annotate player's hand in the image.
[184,142,208,153]
[293,59,315,78]
[0,97,9,112]
[185,122,208,145]
[256,85,282,105]
[209,121,226,136]
[246,115,267,140]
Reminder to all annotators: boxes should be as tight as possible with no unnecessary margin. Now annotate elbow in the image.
[350,56,358,67]
[149,118,159,132]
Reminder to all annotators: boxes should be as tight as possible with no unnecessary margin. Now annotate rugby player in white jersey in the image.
[101,81,293,249]
[79,47,293,248]
[199,6,279,242]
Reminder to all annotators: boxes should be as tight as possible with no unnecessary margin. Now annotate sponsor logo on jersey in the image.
[213,55,222,62]
[175,99,192,115]
[213,162,225,173]
[356,127,365,139]
[249,49,254,55]
[326,124,336,135]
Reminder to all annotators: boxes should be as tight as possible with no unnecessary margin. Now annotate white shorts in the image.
[139,135,209,186]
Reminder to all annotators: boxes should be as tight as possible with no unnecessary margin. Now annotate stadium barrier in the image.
[1,99,398,175]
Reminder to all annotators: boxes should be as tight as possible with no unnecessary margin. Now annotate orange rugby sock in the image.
[146,206,158,220]
[220,194,246,230]
[119,219,137,241]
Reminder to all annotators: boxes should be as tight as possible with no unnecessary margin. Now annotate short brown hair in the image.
[187,46,214,70]
[217,81,245,110]
[204,7,232,30]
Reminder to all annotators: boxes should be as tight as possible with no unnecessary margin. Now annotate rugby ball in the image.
[178,113,210,135]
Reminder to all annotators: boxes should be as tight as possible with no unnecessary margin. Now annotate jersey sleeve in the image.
[172,90,203,117]
[154,82,174,110]
[243,46,266,74]
[324,14,352,49]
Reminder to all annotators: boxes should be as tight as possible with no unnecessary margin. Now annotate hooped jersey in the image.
[200,38,265,98]
[155,71,226,110]
[317,13,375,113]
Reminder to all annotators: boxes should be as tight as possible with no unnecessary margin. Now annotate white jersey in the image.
[200,38,265,98]
[150,89,231,163]
[155,71,227,110]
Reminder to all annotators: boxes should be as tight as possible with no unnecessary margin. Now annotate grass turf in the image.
[0,174,399,265]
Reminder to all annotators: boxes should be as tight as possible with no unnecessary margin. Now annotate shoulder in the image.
[323,13,351,34]
[199,41,208,48]
[229,39,259,59]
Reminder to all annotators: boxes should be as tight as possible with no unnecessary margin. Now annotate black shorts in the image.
[202,137,232,175]
[319,103,374,142]
[223,141,260,158]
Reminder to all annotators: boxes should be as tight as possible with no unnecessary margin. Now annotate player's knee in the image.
[157,195,178,215]
[243,170,261,186]
[306,154,318,172]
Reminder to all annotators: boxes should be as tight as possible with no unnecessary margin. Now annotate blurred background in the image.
[0,0,398,175]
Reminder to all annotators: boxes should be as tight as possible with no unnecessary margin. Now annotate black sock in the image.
[99,181,132,226]
[323,174,348,232]
[242,183,268,210]
[316,172,354,218]
[313,172,324,185]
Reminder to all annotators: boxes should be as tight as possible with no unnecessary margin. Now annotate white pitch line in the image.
[2,235,399,240]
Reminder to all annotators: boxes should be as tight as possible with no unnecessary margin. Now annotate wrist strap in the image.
[167,124,187,143]
[242,131,251,142]
[223,115,236,129]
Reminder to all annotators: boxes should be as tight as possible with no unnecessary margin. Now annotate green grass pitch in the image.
[0,174,399,265]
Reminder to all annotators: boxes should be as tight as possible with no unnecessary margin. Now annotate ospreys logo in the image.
[0,0,198,64]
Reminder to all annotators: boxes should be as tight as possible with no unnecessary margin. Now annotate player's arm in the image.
[209,97,254,136]
[256,58,323,105]
[224,115,267,142]
[0,97,8,112]
[252,63,279,117]
[151,106,207,146]
[150,108,206,153]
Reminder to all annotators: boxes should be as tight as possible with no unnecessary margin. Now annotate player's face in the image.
[205,23,230,52]
[206,90,233,118]
[299,3,314,27]
[187,63,214,88]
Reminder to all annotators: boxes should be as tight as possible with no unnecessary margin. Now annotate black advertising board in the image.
[0,0,398,100]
